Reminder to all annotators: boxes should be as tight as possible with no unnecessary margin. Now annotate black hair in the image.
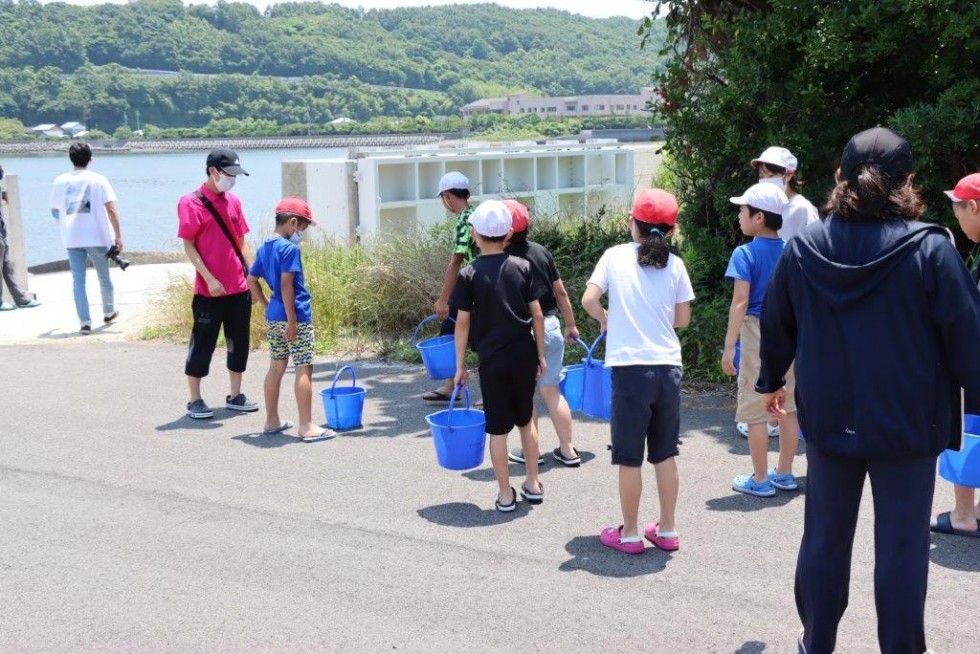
[442,188,470,201]
[758,162,787,176]
[747,205,783,231]
[275,212,310,226]
[479,233,507,243]
[634,220,675,269]
[69,142,92,168]
[508,230,528,245]
[825,165,924,222]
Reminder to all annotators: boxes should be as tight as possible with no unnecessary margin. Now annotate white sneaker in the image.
[736,422,780,438]
[768,423,780,438]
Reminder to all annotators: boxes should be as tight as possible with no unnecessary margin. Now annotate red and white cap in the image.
[275,196,316,225]
[631,189,679,226]
[945,173,980,202]
[730,182,789,215]
[503,199,530,233]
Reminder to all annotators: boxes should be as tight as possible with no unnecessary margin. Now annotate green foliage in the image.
[0,2,665,131]
[0,117,27,140]
[638,0,980,380]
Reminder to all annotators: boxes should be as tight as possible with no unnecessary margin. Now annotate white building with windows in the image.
[461,88,659,119]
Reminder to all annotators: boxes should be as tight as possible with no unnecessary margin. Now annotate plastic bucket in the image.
[581,333,612,421]
[320,366,365,431]
[413,315,456,380]
[939,414,980,487]
[558,338,590,412]
[426,385,486,471]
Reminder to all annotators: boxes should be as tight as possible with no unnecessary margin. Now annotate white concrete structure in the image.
[282,144,637,243]
[0,174,29,297]
[462,89,659,119]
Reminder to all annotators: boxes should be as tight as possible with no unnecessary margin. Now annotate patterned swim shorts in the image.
[268,320,315,366]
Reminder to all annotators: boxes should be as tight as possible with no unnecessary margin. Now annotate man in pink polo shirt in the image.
[177,148,259,419]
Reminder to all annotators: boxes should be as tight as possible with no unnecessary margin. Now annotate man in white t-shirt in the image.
[50,142,123,334]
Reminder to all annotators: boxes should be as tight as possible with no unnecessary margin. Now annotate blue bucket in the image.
[413,315,456,380]
[426,385,486,471]
[939,414,980,487]
[558,338,590,412]
[581,333,612,421]
[734,340,741,376]
[320,366,365,431]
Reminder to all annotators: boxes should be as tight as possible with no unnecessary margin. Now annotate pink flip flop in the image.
[644,522,680,551]
[600,526,645,555]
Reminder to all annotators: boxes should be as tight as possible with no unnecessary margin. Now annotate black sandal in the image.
[520,482,544,505]
[495,486,517,512]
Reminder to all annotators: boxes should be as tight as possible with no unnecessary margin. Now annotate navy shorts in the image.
[478,339,538,435]
[610,365,683,467]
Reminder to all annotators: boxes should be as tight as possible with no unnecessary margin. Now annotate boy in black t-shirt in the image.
[453,200,548,512]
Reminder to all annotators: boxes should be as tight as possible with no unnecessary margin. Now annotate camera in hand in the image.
[105,245,130,271]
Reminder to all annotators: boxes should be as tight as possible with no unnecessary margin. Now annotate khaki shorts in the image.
[736,316,796,424]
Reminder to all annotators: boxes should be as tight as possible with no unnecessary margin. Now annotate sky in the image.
[49,0,659,20]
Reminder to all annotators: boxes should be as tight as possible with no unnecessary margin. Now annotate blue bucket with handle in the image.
[559,338,591,412]
[412,315,456,380]
[581,333,612,421]
[426,385,486,471]
[320,366,365,431]
[939,414,980,487]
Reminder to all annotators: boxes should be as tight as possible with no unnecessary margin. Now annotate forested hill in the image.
[0,0,664,132]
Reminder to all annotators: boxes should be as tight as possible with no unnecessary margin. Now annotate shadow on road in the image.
[929,534,980,572]
[155,415,224,432]
[558,535,671,577]
[735,641,768,653]
[705,480,806,512]
[416,501,530,527]
[231,432,338,448]
[459,451,597,482]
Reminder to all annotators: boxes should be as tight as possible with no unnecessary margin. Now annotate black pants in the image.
[796,445,936,654]
[185,291,252,378]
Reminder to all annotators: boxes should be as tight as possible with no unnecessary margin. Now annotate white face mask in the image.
[758,176,786,190]
[288,230,303,245]
[214,172,236,193]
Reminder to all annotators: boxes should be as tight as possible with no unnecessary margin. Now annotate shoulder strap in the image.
[194,191,247,278]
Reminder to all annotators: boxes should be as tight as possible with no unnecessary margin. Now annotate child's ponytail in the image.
[635,221,674,269]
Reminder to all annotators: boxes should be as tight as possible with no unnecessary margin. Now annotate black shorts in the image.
[478,339,537,435]
[610,365,683,467]
[438,305,458,336]
[185,291,252,378]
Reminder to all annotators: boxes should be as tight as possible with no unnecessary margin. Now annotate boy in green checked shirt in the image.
[424,172,478,402]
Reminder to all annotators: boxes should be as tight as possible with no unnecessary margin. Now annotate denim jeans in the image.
[67,246,114,326]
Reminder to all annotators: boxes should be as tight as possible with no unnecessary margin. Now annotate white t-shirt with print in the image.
[587,243,695,367]
[777,193,819,242]
[50,169,118,249]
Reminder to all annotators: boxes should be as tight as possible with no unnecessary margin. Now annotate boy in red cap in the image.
[502,199,583,468]
[247,197,334,441]
[583,189,695,553]
[932,172,980,537]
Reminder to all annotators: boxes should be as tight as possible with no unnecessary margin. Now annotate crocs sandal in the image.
[422,390,459,402]
[520,482,544,505]
[262,420,294,435]
[495,487,517,512]
[600,526,645,555]
[301,429,337,441]
[552,447,581,467]
[644,521,680,551]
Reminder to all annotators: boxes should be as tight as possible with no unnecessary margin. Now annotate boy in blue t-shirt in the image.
[247,197,333,441]
[720,183,800,497]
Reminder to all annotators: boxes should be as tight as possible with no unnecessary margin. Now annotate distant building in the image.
[60,122,88,137]
[30,123,64,138]
[461,89,659,119]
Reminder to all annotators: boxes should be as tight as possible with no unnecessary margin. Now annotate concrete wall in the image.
[629,143,666,198]
[0,174,29,295]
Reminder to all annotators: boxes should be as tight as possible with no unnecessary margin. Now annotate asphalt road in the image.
[1,342,976,652]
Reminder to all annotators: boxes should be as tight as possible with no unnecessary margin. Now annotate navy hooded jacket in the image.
[756,216,980,459]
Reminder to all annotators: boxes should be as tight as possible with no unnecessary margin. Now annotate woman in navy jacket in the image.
[757,128,980,654]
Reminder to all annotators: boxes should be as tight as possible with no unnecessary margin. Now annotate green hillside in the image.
[0,0,664,132]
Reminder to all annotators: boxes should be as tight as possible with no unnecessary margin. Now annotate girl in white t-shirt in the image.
[582,189,695,555]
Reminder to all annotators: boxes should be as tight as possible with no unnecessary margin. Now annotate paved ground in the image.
[1,267,977,652]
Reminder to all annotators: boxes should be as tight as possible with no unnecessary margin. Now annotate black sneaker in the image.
[552,447,582,467]
[225,393,259,412]
[508,447,544,465]
[186,399,214,419]
[104,311,119,324]
[80,324,92,335]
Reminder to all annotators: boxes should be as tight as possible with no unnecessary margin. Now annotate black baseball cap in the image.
[839,127,914,180]
[206,148,249,176]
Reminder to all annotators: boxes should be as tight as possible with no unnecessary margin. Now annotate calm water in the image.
[2,148,345,266]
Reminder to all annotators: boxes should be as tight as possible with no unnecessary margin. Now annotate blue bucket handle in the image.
[585,332,606,365]
[329,365,356,397]
[446,383,471,430]
[411,314,456,345]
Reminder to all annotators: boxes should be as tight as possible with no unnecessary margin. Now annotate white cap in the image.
[438,171,469,194]
[469,200,513,237]
[730,182,790,215]
[751,146,798,172]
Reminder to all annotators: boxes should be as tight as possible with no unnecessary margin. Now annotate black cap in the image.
[206,148,249,176]
[839,127,914,180]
